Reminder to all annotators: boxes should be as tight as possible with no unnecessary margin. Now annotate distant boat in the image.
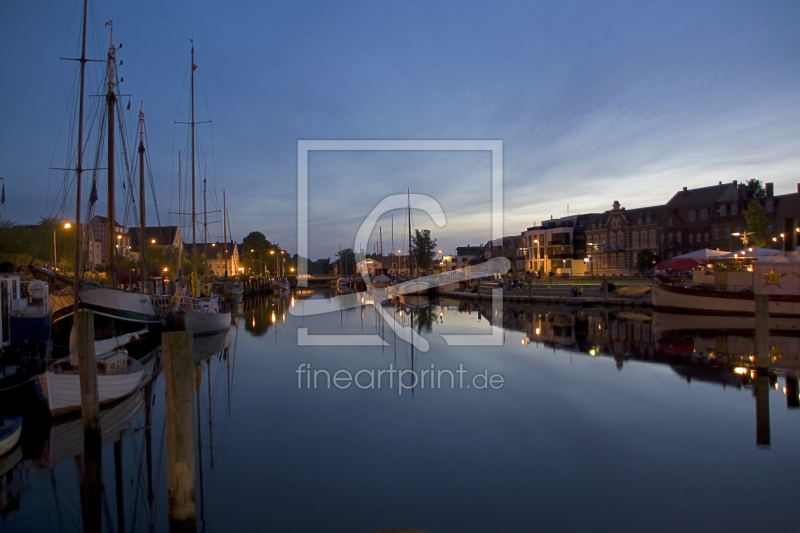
[212,281,244,303]
[172,296,231,337]
[0,417,22,457]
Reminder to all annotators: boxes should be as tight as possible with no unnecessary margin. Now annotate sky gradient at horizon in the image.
[1,0,799,259]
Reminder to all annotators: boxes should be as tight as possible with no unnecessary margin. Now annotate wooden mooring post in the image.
[163,331,197,530]
[76,310,102,533]
[754,294,770,448]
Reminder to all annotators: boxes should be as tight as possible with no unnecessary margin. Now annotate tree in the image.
[411,229,437,271]
[744,200,770,247]
[242,231,274,275]
[745,179,765,199]
[635,249,660,274]
[335,247,355,276]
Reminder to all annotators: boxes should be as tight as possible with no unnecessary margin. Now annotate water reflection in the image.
[2,290,800,532]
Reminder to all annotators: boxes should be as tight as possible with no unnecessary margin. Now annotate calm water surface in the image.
[3,289,800,533]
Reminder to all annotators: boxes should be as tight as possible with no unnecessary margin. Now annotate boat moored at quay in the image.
[653,251,800,317]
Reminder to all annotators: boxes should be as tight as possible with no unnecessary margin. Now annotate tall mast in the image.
[223,190,227,276]
[407,188,412,278]
[138,102,146,291]
[73,0,89,311]
[190,42,198,295]
[106,28,117,287]
[177,151,183,279]
[391,214,394,273]
[203,177,208,279]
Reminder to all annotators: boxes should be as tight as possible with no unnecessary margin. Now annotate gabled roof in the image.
[666,183,739,208]
[183,241,239,260]
[129,226,180,252]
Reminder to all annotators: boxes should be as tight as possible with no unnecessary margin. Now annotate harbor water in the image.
[2,288,800,532]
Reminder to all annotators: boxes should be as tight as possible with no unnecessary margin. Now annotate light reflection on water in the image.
[2,288,800,533]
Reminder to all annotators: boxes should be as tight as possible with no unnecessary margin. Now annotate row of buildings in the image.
[84,216,242,276]
[443,180,800,277]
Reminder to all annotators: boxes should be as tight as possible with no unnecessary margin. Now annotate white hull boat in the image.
[79,286,163,324]
[652,279,800,317]
[0,417,22,457]
[36,351,155,416]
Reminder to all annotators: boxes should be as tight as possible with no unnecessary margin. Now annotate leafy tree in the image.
[745,179,765,199]
[744,200,770,247]
[411,229,437,271]
[335,247,356,276]
[242,231,275,275]
[635,249,660,273]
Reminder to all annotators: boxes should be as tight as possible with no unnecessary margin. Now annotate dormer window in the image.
[730,204,738,215]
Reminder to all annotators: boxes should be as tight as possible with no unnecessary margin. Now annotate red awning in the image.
[655,257,703,272]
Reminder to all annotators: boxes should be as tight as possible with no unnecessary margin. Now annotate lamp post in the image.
[269,249,275,279]
[731,231,754,251]
[54,222,72,272]
[533,239,540,274]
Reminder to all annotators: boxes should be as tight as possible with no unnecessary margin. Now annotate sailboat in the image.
[32,16,166,338]
[35,328,157,416]
[171,42,231,337]
[211,191,244,303]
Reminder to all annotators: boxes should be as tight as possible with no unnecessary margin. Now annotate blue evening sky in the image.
[1,0,798,260]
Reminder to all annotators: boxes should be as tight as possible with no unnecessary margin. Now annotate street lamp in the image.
[54,221,72,272]
[270,249,276,279]
[533,239,540,274]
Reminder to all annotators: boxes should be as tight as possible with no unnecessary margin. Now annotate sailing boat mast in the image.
[178,150,182,278]
[203,178,208,280]
[407,189,412,278]
[73,0,89,312]
[106,28,117,287]
[138,103,146,291]
[223,190,227,276]
[190,42,198,295]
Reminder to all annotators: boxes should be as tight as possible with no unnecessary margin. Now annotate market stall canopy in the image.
[675,249,728,260]
[718,247,783,259]
[655,257,704,272]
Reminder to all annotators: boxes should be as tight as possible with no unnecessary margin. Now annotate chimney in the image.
[718,181,722,186]
[682,186,688,192]
[738,183,746,198]
[797,183,799,193]
[784,218,797,252]
[733,180,737,186]
[766,183,774,197]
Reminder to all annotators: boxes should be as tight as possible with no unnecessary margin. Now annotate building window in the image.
[638,217,643,225]
[689,210,696,221]
[610,234,616,249]
[668,233,673,244]
[735,225,741,233]
[676,231,682,243]
[704,232,709,242]
[646,216,652,224]
[632,232,639,248]
[724,227,729,239]
[766,200,774,212]
[713,228,719,239]
[611,254,617,267]
[768,224,773,234]
[650,230,656,246]
[731,204,738,215]
[618,232,625,249]
[641,230,647,247]
[668,217,673,227]
[612,219,620,229]
[688,233,694,243]
[701,209,708,220]
[719,205,726,216]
